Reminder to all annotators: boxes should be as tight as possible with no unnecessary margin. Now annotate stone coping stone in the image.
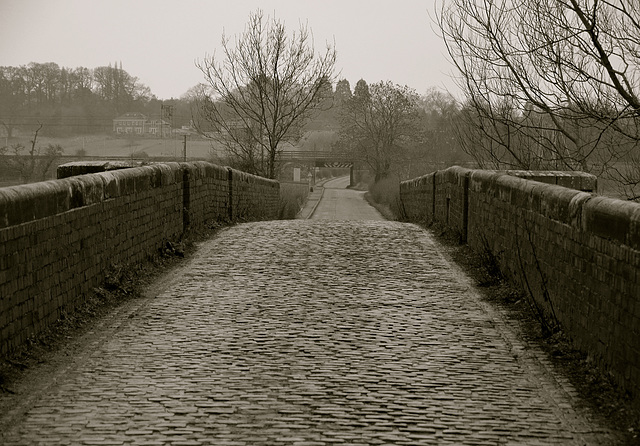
[57,160,146,179]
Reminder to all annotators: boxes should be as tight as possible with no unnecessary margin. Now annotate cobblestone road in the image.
[310,177,384,221]
[0,189,619,445]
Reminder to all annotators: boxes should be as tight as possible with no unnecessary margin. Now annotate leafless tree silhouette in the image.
[436,0,640,200]
[0,124,64,182]
[194,10,337,179]
[336,80,422,182]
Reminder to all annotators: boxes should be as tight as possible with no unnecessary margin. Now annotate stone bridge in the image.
[0,165,638,445]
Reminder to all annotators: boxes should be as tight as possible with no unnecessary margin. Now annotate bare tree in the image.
[416,88,464,167]
[193,10,337,179]
[0,124,64,183]
[336,80,422,182]
[436,0,640,200]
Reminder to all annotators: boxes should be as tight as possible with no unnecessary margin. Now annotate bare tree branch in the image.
[193,10,337,178]
[436,0,640,199]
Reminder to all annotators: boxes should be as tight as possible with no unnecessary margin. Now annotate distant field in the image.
[0,134,225,187]
[2,134,636,202]
[4,134,222,160]
[0,133,306,187]
[3,130,334,159]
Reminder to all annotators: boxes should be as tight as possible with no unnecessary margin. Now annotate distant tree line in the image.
[0,62,164,137]
[189,9,469,182]
[332,78,467,182]
[194,73,468,182]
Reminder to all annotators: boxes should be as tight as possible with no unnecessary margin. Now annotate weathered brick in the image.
[1,161,281,356]
[401,166,640,404]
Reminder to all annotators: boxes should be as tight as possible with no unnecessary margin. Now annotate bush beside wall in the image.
[400,166,640,403]
[0,162,280,356]
[279,182,311,219]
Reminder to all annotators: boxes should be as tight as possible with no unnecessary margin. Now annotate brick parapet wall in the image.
[57,160,145,179]
[180,162,230,229]
[400,166,640,404]
[0,162,280,355]
[228,168,280,221]
[399,172,435,222]
[435,167,472,240]
[496,169,598,192]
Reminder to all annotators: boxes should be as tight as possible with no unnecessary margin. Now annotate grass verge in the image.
[362,177,403,221]
[279,183,310,219]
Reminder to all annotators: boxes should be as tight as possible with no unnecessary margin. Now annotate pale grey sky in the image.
[0,0,457,99]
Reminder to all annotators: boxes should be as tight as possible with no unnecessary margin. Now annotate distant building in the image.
[112,112,171,137]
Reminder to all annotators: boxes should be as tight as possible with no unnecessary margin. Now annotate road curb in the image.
[305,187,324,219]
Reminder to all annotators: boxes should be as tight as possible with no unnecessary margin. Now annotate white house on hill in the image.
[113,112,171,137]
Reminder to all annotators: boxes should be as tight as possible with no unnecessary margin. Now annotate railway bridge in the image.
[279,150,360,186]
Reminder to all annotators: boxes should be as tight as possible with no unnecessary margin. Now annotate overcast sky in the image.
[1,0,457,100]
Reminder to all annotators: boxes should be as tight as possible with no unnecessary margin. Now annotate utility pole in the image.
[160,103,174,139]
[183,135,187,161]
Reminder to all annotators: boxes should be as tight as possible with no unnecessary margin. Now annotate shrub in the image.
[367,176,404,220]
[278,182,310,219]
[131,150,149,159]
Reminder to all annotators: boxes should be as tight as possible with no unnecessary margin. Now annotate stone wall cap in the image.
[58,160,144,170]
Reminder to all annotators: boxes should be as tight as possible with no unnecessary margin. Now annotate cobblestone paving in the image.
[1,220,617,445]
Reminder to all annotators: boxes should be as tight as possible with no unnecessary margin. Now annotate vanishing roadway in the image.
[0,177,620,445]
[310,176,385,221]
